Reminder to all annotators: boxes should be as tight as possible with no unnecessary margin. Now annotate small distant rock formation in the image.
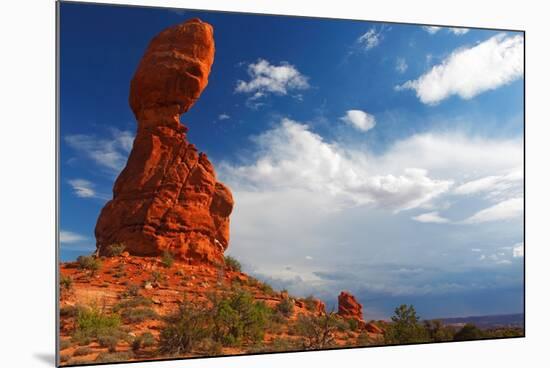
[95,18,234,265]
[338,291,365,324]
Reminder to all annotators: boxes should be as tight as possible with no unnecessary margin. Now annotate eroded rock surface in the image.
[95,19,234,265]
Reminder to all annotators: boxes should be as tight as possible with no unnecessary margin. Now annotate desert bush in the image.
[424,320,454,342]
[60,305,79,318]
[277,298,295,318]
[105,243,126,257]
[260,282,275,295]
[72,305,123,348]
[132,332,155,352]
[59,339,72,350]
[295,313,339,350]
[162,250,175,268]
[453,323,483,341]
[384,304,429,345]
[73,346,93,356]
[121,307,158,323]
[159,300,212,356]
[60,275,73,291]
[151,270,164,283]
[113,296,152,312]
[59,354,70,363]
[95,351,133,363]
[122,283,140,298]
[77,255,102,274]
[357,331,370,346]
[224,255,242,272]
[197,337,223,356]
[270,337,300,352]
[212,291,271,346]
[304,295,317,311]
[347,318,359,331]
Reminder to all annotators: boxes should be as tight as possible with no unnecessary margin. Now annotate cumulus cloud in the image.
[60,230,87,243]
[423,26,442,34]
[412,211,450,224]
[221,118,452,212]
[340,110,376,132]
[65,129,134,173]
[218,113,230,121]
[450,27,469,35]
[396,33,524,104]
[463,197,523,224]
[358,28,383,50]
[396,58,408,74]
[235,59,309,101]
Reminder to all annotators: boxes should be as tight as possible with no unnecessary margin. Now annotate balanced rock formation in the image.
[338,291,365,324]
[95,18,234,265]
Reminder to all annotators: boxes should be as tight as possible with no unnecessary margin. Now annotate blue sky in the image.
[59,2,524,319]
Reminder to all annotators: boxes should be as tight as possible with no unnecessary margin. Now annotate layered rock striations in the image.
[95,18,234,265]
[338,291,365,323]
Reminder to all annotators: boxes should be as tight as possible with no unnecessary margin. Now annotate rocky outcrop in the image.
[338,291,365,323]
[95,18,234,265]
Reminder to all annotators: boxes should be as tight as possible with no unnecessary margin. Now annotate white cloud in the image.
[450,27,469,35]
[235,59,309,101]
[358,28,382,50]
[218,113,230,121]
[396,58,408,74]
[65,129,135,173]
[221,118,452,212]
[340,110,376,132]
[423,26,469,35]
[396,34,524,104]
[68,178,109,200]
[60,230,87,243]
[423,26,442,34]
[513,242,524,258]
[463,197,523,224]
[305,256,313,260]
[471,248,482,252]
[68,179,95,198]
[454,169,523,201]
[412,211,450,224]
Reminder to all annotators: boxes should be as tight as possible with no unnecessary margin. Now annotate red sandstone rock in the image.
[95,18,234,265]
[365,322,384,334]
[337,291,364,323]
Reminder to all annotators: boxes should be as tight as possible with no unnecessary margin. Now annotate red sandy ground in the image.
[59,254,384,365]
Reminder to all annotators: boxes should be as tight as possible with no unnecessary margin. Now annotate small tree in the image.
[295,312,339,350]
[224,255,242,272]
[277,297,295,318]
[384,304,429,344]
[424,320,454,342]
[454,323,484,341]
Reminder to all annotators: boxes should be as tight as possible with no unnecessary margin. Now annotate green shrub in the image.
[384,304,429,344]
[270,337,300,352]
[133,332,156,352]
[295,313,339,350]
[454,323,483,341]
[77,255,102,274]
[212,291,271,346]
[224,255,242,272]
[95,351,133,363]
[159,301,212,356]
[347,318,359,331]
[113,296,152,312]
[260,282,274,295]
[357,331,370,346]
[60,275,73,291]
[72,305,123,348]
[424,320,455,342]
[59,339,72,350]
[105,243,126,257]
[60,305,78,318]
[122,283,140,298]
[151,270,164,283]
[197,337,222,356]
[162,250,174,268]
[277,298,295,318]
[121,307,158,323]
[304,295,317,311]
[73,346,92,356]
